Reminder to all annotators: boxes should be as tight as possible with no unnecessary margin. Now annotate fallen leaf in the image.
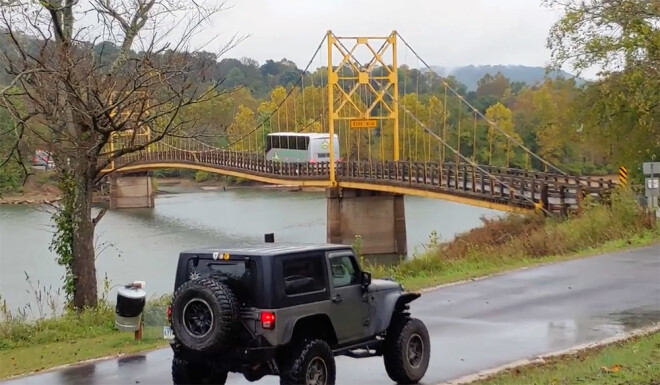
[600,364,622,373]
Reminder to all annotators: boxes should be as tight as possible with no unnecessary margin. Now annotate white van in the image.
[265,132,340,163]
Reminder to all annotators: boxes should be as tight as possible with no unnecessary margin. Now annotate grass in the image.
[1,190,658,379]
[392,230,659,291]
[363,190,660,291]
[471,330,660,385]
[0,331,165,379]
[0,296,171,379]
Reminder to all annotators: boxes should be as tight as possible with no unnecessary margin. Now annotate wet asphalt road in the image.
[4,245,659,385]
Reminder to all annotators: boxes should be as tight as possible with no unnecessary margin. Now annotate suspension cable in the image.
[472,111,477,161]
[395,32,566,176]
[222,35,327,148]
[335,47,552,214]
[386,88,552,215]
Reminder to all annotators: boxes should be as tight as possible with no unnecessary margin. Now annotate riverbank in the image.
[466,328,660,385]
[0,173,322,205]
[1,191,657,379]
[0,171,60,205]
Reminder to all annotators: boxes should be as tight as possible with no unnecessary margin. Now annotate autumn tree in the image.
[485,103,524,167]
[0,0,240,308]
[227,105,256,151]
[426,95,448,161]
[544,0,660,175]
[476,73,511,100]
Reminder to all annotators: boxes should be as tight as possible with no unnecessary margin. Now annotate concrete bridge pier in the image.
[326,188,407,261]
[109,172,155,209]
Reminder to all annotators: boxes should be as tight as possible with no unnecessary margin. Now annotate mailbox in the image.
[115,281,146,332]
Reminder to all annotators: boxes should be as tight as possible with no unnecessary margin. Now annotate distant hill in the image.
[428,65,582,91]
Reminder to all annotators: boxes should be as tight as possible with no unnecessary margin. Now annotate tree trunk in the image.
[71,166,98,309]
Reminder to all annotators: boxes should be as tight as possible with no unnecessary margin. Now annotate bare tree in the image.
[0,0,242,309]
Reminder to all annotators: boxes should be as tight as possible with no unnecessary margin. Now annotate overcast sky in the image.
[205,0,570,73]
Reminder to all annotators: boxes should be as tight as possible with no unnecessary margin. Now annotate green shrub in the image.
[223,175,249,185]
[194,170,211,182]
[0,160,23,194]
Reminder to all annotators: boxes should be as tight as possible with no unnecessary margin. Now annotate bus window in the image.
[265,133,339,163]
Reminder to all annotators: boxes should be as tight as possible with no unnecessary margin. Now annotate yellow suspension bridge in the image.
[103,31,614,215]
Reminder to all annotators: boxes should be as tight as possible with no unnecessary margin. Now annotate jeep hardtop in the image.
[165,242,430,385]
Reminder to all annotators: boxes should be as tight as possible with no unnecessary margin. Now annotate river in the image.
[0,187,502,313]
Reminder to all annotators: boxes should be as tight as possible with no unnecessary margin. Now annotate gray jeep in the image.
[165,242,430,385]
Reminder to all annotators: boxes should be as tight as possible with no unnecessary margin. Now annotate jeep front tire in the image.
[280,339,336,385]
[383,316,430,384]
[170,278,239,352]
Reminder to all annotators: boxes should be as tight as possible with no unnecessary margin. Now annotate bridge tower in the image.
[325,31,407,259]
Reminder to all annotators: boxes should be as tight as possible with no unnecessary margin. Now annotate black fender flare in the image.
[394,292,421,312]
[376,292,421,333]
[281,313,338,346]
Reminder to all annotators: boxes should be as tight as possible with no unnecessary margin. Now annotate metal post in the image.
[327,31,337,186]
[391,31,399,162]
[134,318,143,341]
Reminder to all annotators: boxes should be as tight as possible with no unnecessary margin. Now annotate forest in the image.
[1,25,658,193]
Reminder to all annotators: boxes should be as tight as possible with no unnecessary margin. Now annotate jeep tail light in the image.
[260,311,275,329]
[167,305,172,323]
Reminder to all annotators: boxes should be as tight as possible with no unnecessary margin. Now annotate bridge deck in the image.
[107,149,614,214]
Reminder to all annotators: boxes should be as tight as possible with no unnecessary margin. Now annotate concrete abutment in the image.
[326,187,407,260]
[108,172,155,209]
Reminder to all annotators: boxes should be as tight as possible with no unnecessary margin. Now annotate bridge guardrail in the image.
[105,148,613,215]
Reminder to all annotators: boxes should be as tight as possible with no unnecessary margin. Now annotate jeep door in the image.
[326,252,370,344]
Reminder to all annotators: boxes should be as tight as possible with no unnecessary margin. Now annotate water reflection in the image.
[545,306,660,351]
[56,363,95,385]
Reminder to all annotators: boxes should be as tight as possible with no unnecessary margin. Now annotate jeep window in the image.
[283,256,326,295]
[188,260,256,305]
[330,255,360,287]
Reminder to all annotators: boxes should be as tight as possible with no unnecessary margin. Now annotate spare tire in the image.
[171,278,239,352]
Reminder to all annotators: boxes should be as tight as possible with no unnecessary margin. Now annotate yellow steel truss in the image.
[326,30,399,184]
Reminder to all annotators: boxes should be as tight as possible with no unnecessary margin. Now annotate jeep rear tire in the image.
[383,316,430,384]
[170,278,238,352]
[172,356,228,385]
[280,339,336,385]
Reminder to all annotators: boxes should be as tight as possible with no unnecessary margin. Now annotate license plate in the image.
[163,326,175,340]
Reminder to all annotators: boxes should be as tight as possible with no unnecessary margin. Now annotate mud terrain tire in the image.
[383,316,430,384]
[170,277,238,352]
[280,339,336,385]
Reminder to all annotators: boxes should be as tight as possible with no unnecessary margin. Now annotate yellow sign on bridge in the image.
[349,119,378,129]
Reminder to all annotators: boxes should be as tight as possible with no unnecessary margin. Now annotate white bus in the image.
[265,132,340,163]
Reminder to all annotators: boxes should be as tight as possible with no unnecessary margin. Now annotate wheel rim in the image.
[406,333,424,369]
[305,357,327,385]
[182,298,214,338]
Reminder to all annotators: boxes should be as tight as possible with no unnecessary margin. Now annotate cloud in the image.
[205,0,561,70]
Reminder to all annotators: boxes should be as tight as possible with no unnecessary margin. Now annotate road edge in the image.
[418,242,660,294]
[436,323,660,385]
[1,344,168,382]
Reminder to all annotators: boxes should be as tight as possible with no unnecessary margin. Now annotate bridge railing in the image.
[105,146,610,214]
[336,160,596,213]
[109,148,331,180]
